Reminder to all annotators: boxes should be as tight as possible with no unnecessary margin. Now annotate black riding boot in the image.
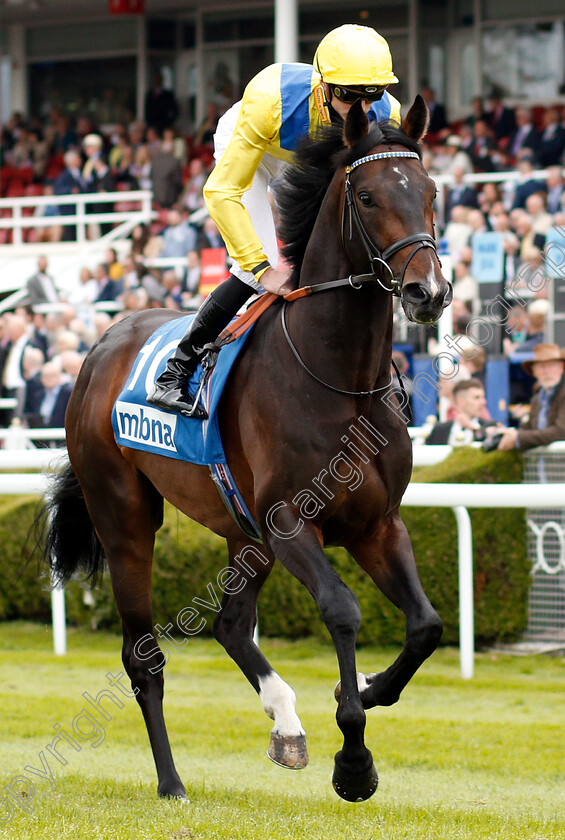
[147,275,252,418]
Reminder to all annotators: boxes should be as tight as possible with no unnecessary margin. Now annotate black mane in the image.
[275,120,422,285]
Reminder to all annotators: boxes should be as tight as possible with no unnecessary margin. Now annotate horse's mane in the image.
[275,120,422,284]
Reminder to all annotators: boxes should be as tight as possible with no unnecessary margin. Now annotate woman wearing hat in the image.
[496,344,565,450]
[148,24,401,418]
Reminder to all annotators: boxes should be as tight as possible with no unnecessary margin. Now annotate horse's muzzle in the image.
[401,279,452,325]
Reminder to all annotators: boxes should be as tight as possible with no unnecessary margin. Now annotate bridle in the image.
[279,148,442,399]
[342,150,439,296]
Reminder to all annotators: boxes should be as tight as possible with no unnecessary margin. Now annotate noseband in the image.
[342,151,439,295]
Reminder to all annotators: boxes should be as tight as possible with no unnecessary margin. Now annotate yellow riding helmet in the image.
[313,24,399,87]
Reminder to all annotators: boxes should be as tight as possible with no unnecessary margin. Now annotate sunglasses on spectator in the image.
[330,85,388,104]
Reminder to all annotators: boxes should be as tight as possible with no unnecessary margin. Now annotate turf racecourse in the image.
[0,623,563,840]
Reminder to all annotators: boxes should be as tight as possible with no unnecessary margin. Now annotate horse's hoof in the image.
[158,782,188,800]
[267,733,309,769]
[332,753,378,802]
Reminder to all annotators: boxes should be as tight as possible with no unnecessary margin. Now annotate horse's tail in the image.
[39,463,104,586]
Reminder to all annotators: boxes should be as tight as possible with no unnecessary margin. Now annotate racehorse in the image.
[41,96,451,803]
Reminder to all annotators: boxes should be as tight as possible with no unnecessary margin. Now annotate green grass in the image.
[0,622,564,839]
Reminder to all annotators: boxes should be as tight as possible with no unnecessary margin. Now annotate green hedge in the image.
[1,449,528,645]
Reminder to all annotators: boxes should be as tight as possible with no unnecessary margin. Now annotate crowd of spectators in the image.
[1,87,565,447]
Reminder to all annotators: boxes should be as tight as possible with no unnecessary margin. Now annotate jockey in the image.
[148,24,400,418]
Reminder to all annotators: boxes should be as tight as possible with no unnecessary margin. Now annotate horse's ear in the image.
[344,100,369,148]
[401,94,430,144]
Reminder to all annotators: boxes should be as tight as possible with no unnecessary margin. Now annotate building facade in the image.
[1,0,564,131]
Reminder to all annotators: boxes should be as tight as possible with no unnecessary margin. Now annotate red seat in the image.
[25,183,44,196]
[17,166,34,185]
[0,229,12,244]
[7,181,25,197]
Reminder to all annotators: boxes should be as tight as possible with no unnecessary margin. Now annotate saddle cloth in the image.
[111,314,262,541]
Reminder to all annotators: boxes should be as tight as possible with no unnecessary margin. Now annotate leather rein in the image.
[280,149,438,399]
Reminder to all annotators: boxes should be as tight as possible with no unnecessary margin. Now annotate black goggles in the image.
[330,85,388,104]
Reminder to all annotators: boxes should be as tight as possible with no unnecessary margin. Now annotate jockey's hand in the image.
[259,267,293,296]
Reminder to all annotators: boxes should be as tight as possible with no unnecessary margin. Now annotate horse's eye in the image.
[358,192,372,207]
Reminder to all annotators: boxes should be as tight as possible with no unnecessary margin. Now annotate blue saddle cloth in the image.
[111,314,252,465]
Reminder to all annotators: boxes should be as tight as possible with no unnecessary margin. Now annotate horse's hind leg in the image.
[345,514,443,710]
[81,464,186,800]
[213,539,308,769]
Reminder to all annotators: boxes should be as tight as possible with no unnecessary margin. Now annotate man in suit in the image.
[537,107,565,167]
[511,156,546,210]
[496,344,565,451]
[144,73,179,134]
[508,108,541,162]
[545,166,565,215]
[445,166,478,217]
[53,149,87,240]
[421,86,447,134]
[25,255,59,306]
[24,361,73,446]
[487,94,516,145]
[426,380,497,446]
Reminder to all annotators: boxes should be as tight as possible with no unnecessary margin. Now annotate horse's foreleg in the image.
[345,514,443,710]
[263,519,377,802]
[213,539,308,769]
[83,468,186,800]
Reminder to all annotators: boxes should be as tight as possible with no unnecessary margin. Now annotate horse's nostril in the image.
[402,284,431,306]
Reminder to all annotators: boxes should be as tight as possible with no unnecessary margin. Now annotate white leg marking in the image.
[258,672,305,737]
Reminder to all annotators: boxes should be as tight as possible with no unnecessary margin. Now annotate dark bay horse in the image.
[42,96,451,803]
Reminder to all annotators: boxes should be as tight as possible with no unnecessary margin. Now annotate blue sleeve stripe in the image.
[280,64,313,152]
[368,91,393,123]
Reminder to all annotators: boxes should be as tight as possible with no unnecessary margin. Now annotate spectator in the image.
[82,133,105,184]
[183,250,202,297]
[511,155,546,210]
[537,107,565,167]
[445,167,478,218]
[144,72,179,133]
[25,255,59,306]
[94,262,123,303]
[160,208,197,258]
[391,350,414,422]
[486,92,516,145]
[131,144,153,191]
[114,145,138,190]
[496,344,565,451]
[87,157,116,236]
[545,166,565,214]
[59,350,85,384]
[24,361,73,444]
[0,313,36,424]
[162,127,187,167]
[196,217,225,251]
[181,157,208,213]
[22,345,46,418]
[508,108,540,162]
[426,379,497,446]
[477,182,502,220]
[443,205,473,264]
[452,260,478,312]
[514,300,549,352]
[468,119,497,172]
[442,135,473,175]
[53,149,87,241]
[194,103,219,147]
[421,87,447,134]
[525,193,553,235]
[150,137,184,208]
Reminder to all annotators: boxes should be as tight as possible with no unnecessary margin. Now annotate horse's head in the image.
[342,96,452,324]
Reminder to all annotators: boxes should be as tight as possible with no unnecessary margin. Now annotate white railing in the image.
[0,190,153,245]
[402,479,565,679]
